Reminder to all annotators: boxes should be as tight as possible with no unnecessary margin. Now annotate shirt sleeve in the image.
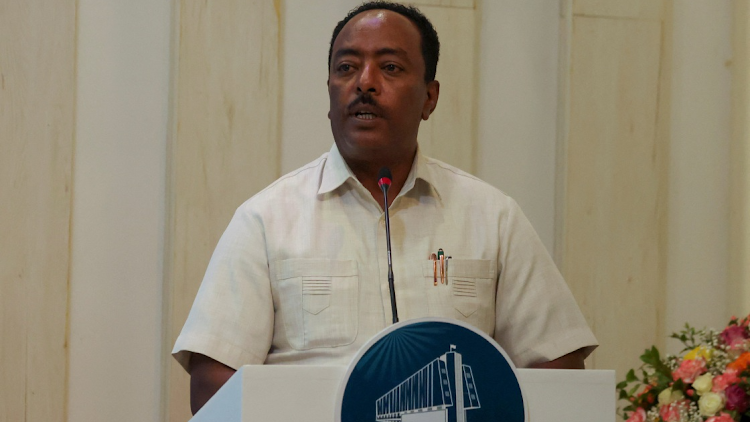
[172,202,274,372]
[493,198,598,368]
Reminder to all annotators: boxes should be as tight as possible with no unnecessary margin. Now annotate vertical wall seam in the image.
[470,0,480,176]
[161,0,182,420]
[729,0,750,317]
[24,316,28,422]
[63,1,80,421]
[654,0,673,349]
[553,0,572,269]
[275,0,284,180]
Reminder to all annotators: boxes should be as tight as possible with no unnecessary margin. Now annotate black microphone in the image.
[378,167,399,324]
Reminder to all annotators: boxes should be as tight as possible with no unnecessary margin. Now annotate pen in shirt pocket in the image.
[437,248,444,284]
[430,249,452,285]
[445,255,451,284]
[430,253,438,286]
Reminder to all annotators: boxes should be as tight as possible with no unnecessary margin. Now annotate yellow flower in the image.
[684,346,713,362]
[692,373,713,395]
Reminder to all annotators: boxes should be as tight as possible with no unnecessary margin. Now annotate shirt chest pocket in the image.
[421,259,496,330]
[271,259,359,351]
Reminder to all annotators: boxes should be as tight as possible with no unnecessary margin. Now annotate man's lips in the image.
[347,93,382,120]
[348,103,383,121]
[352,109,379,120]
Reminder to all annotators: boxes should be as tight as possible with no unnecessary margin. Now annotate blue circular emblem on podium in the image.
[336,318,527,422]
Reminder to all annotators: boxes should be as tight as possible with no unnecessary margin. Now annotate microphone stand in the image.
[378,168,399,324]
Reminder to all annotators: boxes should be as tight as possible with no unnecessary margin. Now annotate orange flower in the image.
[727,352,750,372]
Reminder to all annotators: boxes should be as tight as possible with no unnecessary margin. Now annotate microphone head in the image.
[377,167,392,190]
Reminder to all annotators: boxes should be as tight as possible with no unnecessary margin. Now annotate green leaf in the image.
[655,372,672,386]
[640,346,660,366]
[637,346,672,379]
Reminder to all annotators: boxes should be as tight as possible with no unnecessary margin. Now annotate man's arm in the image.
[529,348,586,369]
[189,353,237,415]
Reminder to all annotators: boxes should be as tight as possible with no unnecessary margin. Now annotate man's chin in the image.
[335,136,390,155]
[335,138,416,167]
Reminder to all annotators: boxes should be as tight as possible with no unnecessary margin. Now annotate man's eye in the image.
[384,64,399,72]
[338,64,352,72]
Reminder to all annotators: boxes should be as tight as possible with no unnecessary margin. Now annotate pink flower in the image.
[712,369,740,393]
[659,401,686,422]
[673,358,707,384]
[626,407,647,422]
[706,413,735,422]
[725,384,748,412]
[721,325,749,348]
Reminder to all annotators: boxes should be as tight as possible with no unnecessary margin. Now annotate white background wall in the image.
[65,0,736,419]
[280,0,359,173]
[476,0,561,252]
[666,1,733,341]
[68,0,170,420]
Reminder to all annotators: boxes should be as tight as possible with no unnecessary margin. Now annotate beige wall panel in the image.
[656,2,672,332]
[731,0,750,317]
[563,16,666,377]
[413,0,473,9]
[0,1,76,421]
[165,1,282,419]
[573,0,663,21]
[418,5,478,173]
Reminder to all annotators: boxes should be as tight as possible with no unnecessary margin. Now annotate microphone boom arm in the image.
[378,168,399,324]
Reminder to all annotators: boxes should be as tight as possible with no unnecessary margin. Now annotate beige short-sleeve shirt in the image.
[172,144,597,370]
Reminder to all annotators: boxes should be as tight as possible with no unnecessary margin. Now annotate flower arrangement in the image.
[618,314,750,422]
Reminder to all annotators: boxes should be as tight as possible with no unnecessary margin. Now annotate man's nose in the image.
[357,63,379,93]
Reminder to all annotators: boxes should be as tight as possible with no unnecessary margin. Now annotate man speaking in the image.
[173,1,598,414]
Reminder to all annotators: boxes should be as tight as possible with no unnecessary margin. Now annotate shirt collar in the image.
[318,143,441,200]
[401,147,441,200]
[318,143,355,195]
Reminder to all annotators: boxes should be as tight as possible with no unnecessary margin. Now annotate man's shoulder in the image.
[265,153,329,191]
[421,155,513,202]
[237,153,329,211]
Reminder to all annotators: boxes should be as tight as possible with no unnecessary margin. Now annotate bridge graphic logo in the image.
[375,345,479,422]
[337,318,527,422]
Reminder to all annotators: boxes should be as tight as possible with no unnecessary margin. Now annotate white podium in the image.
[190,365,615,422]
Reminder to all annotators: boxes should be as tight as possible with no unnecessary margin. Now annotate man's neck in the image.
[344,150,417,210]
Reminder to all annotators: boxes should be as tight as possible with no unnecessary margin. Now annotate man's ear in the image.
[421,80,440,120]
[327,79,331,120]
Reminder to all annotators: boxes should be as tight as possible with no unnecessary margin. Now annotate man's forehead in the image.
[352,9,389,28]
[333,9,421,50]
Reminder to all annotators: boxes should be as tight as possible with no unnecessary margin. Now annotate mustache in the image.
[347,92,379,110]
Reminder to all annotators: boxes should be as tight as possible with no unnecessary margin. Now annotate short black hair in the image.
[328,1,440,82]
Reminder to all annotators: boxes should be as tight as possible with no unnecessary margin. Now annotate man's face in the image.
[328,10,439,164]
